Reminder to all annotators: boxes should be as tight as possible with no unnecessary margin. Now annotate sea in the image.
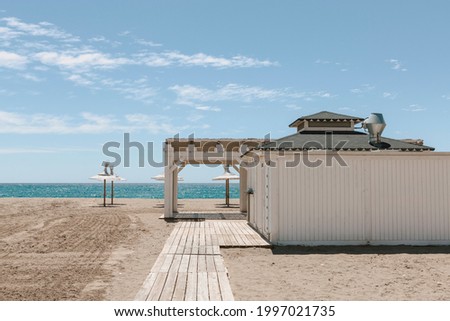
[0,183,240,199]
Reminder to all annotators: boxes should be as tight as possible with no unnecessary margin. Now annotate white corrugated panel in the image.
[248,152,450,245]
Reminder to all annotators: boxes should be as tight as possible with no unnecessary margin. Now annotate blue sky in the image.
[1,1,450,183]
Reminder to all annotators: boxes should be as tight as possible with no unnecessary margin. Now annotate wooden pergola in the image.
[163,138,265,218]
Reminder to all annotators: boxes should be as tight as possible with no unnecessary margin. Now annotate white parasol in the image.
[212,164,239,207]
[151,173,184,181]
[90,162,126,206]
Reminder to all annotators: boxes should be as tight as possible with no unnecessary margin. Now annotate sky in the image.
[1,0,450,183]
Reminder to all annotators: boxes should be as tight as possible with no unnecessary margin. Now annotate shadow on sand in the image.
[271,245,450,255]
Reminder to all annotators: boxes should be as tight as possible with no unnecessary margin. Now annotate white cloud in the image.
[100,78,157,104]
[338,107,356,112]
[285,104,302,110]
[442,94,450,100]
[382,92,397,99]
[20,73,44,82]
[0,147,96,154]
[350,84,375,94]
[402,104,426,112]
[88,36,121,46]
[124,114,181,134]
[0,50,28,69]
[0,26,22,40]
[0,110,178,134]
[387,59,407,71]
[170,84,334,106]
[0,89,16,96]
[135,38,162,47]
[170,84,283,105]
[66,74,94,86]
[1,17,79,41]
[34,50,132,70]
[139,51,277,68]
[195,106,221,112]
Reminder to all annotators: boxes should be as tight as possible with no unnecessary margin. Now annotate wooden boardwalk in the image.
[135,221,270,301]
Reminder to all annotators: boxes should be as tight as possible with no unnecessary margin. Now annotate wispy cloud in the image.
[0,50,28,69]
[0,110,178,134]
[195,106,221,112]
[66,73,94,86]
[20,73,44,82]
[350,84,375,95]
[0,15,279,106]
[0,147,96,154]
[170,83,333,106]
[134,38,162,47]
[402,104,426,112]
[382,92,397,100]
[34,50,132,70]
[1,17,79,42]
[88,35,121,47]
[386,59,407,71]
[137,51,277,68]
[285,104,302,110]
[315,58,348,71]
[442,94,450,100]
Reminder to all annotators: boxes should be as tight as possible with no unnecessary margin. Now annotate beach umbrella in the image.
[212,164,239,207]
[90,164,126,206]
[151,173,184,181]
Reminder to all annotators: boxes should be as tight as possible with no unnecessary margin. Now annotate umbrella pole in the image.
[111,181,114,205]
[103,179,106,207]
[226,179,230,207]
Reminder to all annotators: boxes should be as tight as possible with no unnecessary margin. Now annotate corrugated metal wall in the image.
[248,152,450,245]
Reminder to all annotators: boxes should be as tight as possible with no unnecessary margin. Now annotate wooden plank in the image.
[150,254,167,273]
[213,255,227,273]
[184,225,194,255]
[169,225,185,254]
[206,255,217,273]
[168,254,182,273]
[147,272,168,301]
[159,254,175,273]
[185,272,197,301]
[192,224,200,255]
[178,254,190,272]
[172,272,188,301]
[188,254,198,273]
[197,254,207,272]
[176,224,190,254]
[134,273,157,301]
[225,221,239,245]
[159,272,178,301]
[207,272,222,301]
[217,272,234,301]
[197,272,209,301]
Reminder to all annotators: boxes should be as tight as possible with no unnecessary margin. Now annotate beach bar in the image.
[243,111,450,246]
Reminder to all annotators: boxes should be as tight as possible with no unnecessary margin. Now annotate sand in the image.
[222,247,450,301]
[1,198,449,301]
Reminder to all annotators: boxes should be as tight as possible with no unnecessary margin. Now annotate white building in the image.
[244,111,450,245]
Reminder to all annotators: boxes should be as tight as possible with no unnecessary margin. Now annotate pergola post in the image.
[164,144,174,218]
[173,167,179,213]
[239,167,248,212]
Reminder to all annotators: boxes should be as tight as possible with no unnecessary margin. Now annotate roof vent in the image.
[363,113,386,145]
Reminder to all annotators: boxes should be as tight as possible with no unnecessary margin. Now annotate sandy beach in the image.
[1,198,450,301]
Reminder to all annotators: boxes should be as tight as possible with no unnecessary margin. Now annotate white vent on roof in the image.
[363,113,386,144]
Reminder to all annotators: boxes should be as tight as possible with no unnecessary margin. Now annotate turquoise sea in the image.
[0,183,240,199]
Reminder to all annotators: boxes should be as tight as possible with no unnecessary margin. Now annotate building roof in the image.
[257,131,435,152]
[289,111,365,127]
